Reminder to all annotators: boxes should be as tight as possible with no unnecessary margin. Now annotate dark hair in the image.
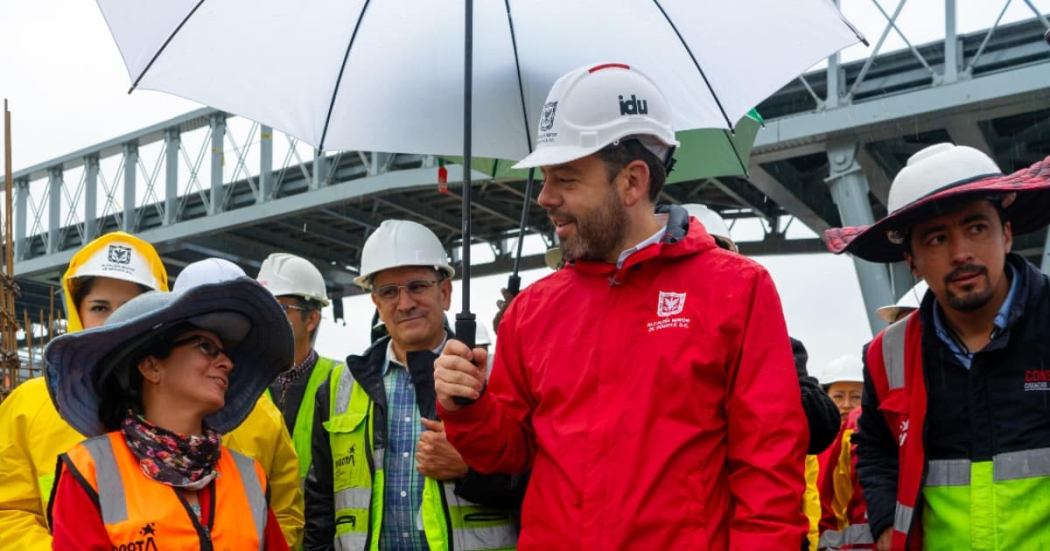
[70,276,152,310]
[292,296,324,342]
[95,321,192,431]
[596,139,668,203]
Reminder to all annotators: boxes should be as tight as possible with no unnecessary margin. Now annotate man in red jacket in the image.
[435,63,809,549]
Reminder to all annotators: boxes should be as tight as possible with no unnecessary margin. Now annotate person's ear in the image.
[622,160,651,208]
[137,356,162,384]
[904,252,918,278]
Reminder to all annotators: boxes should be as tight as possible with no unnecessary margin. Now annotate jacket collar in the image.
[568,204,716,285]
[344,334,444,419]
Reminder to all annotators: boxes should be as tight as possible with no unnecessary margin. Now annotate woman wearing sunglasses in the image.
[44,277,294,550]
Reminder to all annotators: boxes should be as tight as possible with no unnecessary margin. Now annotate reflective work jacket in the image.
[57,432,268,549]
[325,363,517,551]
[863,258,1050,550]
[818,408,872,550]
[272,355,339,481]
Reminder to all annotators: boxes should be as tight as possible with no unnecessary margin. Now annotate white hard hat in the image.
[256,253,330,306]
[174,258,246,291]
[681,204,732,243]
[823,355,864,386]
[886,144,1002,220]
[476,322,492,347]
[513,63,679,169]
[544,247,563,271]
[354,220,455,290]
[876,280,929,323]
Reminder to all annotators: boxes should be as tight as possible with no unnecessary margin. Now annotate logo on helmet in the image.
[618,94,648,116]
[539,101,558,132]
[108,245,132,265]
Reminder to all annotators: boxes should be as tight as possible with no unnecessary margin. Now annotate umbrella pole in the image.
[455,0,477,353]
[506,167,536,296]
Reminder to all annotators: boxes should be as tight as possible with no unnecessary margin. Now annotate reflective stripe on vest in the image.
[327,363,379,551]
[818,523,874,550]
[80,435,128,525]
[868,313,925,549]
[881,317,908,391]
[64,432,267,549]
[925,447,1050,487]
[328,365,516,551]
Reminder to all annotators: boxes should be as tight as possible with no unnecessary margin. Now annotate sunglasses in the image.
[372,279,440,303]
[278,303,314,314]
[173,336,229,361]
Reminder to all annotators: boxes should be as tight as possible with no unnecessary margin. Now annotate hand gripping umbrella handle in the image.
[454,314,479,406]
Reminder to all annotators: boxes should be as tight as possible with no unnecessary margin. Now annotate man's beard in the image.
[557,186,628,263]
[944,263,994,312]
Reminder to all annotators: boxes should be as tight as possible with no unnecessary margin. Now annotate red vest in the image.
[865,313,925,550]
[61,431,268,549]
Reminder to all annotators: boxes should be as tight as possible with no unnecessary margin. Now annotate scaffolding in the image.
[1,100,23,401]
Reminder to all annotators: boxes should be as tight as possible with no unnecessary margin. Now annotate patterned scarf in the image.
[121,411,222,490]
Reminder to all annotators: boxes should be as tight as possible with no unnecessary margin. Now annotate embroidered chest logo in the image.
[108,244,133,265]
[335,445,356,468]
[898,419,908,447]
[1024,369,1050,391]
[657,291,686,317]
[648,291,691,333]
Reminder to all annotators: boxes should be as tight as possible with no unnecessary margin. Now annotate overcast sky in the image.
[2,1,1046,379]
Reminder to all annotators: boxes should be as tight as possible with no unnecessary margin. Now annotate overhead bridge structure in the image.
[4,2,1050,338]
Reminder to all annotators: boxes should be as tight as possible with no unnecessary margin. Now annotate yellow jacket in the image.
[0,232,305,549]
[803,455,821,550]
[0,378,305,550]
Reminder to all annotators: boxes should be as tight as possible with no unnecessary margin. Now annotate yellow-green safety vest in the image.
[323,363,517,551]
[268,355,339,481]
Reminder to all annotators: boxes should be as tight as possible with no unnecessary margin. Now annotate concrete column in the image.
[47,167,62,254]
[210,115,225,214]
[84,155,98,241]
[122,143,138,233]
[14,179,27,260]
[259,125,273,202]
[826,141,897,333]
[164,129,180,225]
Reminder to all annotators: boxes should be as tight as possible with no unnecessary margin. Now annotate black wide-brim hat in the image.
[825,144,1050,263]
[44,277,293,436]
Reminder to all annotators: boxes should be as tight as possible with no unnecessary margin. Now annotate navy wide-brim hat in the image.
[44,277,293,437]
[825,144,1050,263]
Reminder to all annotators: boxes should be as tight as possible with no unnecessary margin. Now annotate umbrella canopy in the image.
[98,0,861,157]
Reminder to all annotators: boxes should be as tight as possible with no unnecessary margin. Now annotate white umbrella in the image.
[97,0,864,344]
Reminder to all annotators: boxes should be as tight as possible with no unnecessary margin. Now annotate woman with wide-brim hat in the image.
[45,277,293,550]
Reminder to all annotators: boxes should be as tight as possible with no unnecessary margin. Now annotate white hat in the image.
[876,280,928,323]
[354,220,454,290]
[513,63,678,169]
[823,355,864,386]
[257,253,330,306]
[174,258,247,292]
[681,204,732,243]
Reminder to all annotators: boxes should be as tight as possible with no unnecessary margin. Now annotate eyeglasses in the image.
[373,279,440,303]
[173,336,229,361]
[278,303,313,314]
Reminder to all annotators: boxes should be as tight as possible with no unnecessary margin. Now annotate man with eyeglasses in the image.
[257,253,344,488]
[303,220,519,551]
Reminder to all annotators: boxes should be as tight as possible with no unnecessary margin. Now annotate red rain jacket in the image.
[441,210,809,550]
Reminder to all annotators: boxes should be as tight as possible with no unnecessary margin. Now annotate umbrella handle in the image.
[507,275,521,296]
[453,314,479,406]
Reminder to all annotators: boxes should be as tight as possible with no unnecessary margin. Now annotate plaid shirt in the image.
[380,337,445,551]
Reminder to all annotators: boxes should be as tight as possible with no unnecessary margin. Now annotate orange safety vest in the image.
[57,431,269,550]
[864,313,925,550]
